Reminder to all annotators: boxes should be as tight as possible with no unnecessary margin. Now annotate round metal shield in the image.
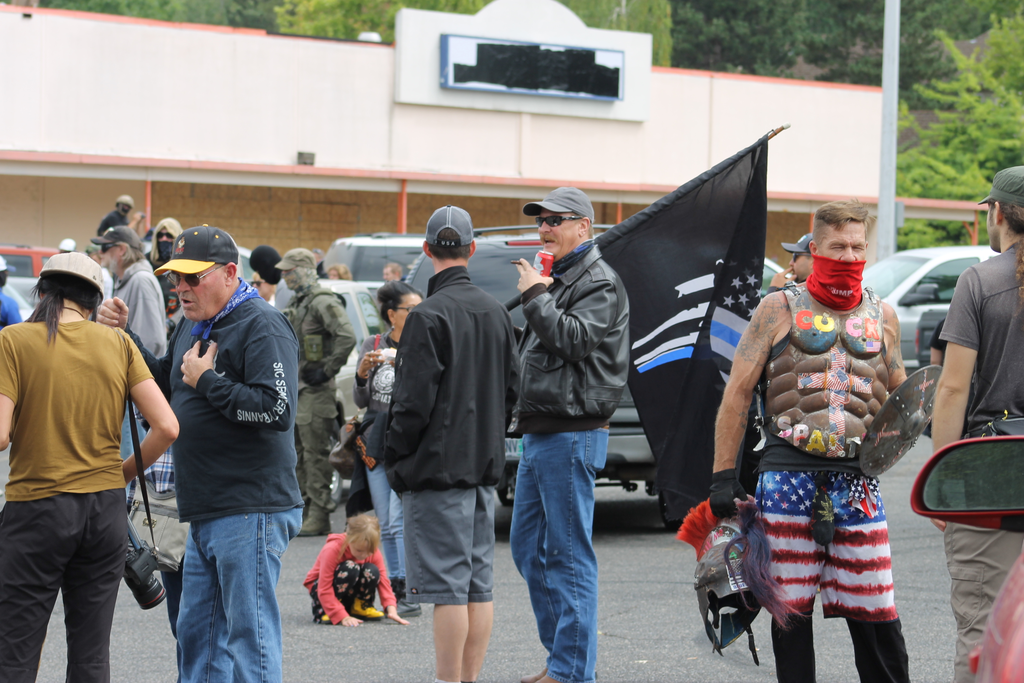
[859,365,942,476]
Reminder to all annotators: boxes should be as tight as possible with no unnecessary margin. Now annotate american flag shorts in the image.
[755,470,899,623]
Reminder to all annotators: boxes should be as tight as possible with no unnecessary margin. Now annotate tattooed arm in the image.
[882,302,908,391]
[712,292,790,472]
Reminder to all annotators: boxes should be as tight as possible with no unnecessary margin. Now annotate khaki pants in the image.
[943,522,1024,682]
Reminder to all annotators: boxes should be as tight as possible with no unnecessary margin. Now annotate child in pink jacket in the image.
[303,514,410,626]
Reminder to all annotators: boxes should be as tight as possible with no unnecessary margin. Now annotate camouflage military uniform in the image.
[283,283,356,535]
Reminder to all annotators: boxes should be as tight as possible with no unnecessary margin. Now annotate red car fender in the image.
[973,551,1024,683]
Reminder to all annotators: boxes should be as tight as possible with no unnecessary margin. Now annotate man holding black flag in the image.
[709,201,910,683]
[509,188,629,683]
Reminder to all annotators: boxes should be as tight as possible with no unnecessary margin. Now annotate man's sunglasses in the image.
[100,242,118,253]
[535,215,584,227]
[165,264,225,288]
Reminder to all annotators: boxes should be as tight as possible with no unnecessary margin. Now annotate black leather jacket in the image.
[513,245,630,433]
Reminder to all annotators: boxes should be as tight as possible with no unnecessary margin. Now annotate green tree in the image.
[985,12,1024,94]
[561,0,672,66]
[669,0,806,76]
[40,0,280,30]
[803,0,969,107]
[275,1,487,43]
[896,33,1024,248]
[668,0,990,106]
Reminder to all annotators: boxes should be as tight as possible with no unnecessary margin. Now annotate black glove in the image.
[302,366,331,386]
[709,468,746,519]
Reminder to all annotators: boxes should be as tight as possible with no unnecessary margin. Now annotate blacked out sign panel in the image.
[440,35,624,101]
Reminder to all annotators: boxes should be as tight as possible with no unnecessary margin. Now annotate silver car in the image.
[862,246,997,369]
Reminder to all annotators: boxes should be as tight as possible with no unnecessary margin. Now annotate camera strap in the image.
[128,396,158,549]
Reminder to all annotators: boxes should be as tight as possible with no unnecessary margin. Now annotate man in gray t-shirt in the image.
[932,166,1024,683]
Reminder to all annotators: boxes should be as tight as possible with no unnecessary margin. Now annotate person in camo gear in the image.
[278,247,356,536]
[709,200,911,683]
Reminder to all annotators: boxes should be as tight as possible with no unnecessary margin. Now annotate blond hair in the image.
[337,514,381,559]
[328,264,352,280]
[812,200,875,245]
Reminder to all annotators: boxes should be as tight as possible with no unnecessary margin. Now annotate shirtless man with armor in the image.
[709,200,911,683]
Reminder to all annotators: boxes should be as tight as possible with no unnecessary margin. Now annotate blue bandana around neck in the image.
[551,240,595,278]
[190,279,261,340]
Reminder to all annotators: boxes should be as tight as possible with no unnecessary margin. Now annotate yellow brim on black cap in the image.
[154,259,217,276]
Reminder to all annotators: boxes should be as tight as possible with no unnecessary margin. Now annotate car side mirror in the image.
[911,436,1024,531]
[898,282,940,306]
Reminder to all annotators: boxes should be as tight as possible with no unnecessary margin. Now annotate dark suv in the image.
[406,230,664,520]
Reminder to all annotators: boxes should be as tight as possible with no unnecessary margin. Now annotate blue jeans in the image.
[366,463,405,580]
[176,507,301,683]
[510,429,608,683]
[162,569,183,683]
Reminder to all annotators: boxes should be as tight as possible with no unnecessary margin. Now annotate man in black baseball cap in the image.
[97,225,302,683]
[768,232,814,293]
[385,204,519,682]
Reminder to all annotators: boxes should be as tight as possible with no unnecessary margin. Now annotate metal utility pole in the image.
[877,0,901,261]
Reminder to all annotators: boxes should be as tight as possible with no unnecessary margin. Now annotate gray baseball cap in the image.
[781,233,813,254]
[523,187,595,221]
[426,205,474,247]
[980,166,1024,206]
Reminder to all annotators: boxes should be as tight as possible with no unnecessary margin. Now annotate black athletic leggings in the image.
[772,614,910,683]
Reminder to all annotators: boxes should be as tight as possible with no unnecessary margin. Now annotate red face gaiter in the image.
[805,254,866,311]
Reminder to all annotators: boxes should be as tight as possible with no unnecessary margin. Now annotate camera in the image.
[125,514,166,610]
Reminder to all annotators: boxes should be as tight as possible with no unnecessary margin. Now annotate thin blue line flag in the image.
[597,132,770,521]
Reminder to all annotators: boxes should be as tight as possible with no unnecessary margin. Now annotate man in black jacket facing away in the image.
[384,205,519,683]
[510,188,630,683]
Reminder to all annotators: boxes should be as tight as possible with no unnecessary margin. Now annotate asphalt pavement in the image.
[4,438,957,682]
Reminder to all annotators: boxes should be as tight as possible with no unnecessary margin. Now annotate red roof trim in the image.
[0,149,977,211]
[652,66,883,93]
[0,5,392,47]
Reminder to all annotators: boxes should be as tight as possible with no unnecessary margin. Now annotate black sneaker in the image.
[396,598,422,618]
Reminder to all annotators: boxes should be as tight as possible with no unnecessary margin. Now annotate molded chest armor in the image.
[763,286,890,459]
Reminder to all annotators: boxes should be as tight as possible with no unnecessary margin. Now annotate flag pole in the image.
[767,123,791,141]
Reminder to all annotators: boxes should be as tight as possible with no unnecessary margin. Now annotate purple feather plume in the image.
[725,500,797,629]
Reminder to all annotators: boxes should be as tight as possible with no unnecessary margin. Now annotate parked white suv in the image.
[312,279,384,419]
[862,246,997,369]
[323,234,425,288]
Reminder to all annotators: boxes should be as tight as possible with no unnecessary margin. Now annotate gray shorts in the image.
[402,486,495,605]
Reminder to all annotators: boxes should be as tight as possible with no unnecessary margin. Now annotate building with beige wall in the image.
[0,0,977,265]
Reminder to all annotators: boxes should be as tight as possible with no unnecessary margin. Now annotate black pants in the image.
[309,560,380,621]
[772,614,910,683]
[0,490,127,683]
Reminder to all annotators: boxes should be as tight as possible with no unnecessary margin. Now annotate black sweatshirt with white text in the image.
[128,296,303,522]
